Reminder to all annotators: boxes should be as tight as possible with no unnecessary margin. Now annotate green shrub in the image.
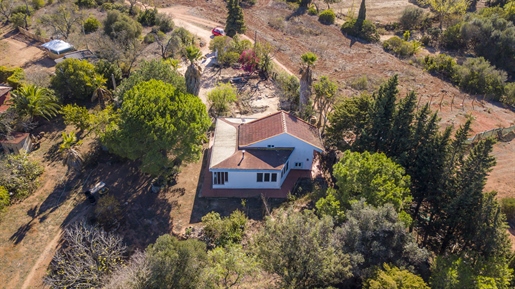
[440,22,466,50]
[319,9,335,25]
[219,51,240,67]
[382,36,421,58]
[201,210,247,248]
[456,57,507,100]
[0,186,9,211]
[138,7,158,26]
[12,4,33,15]
[422,54,458,81]
[10,12,28,29]
[399,6,425,31]
[502,82,515,106]
[501,197,515,223]
[83,16,100,34]
[76,0,97,8]
[0,154,44,201]
[101,2,113,10]
[143,33,156,43]
[31,0,45,9]
[0,66,25,88]
[307,5,318,15]
[350,75,369,90]
[156,12,174,32]
[341,18,380,42]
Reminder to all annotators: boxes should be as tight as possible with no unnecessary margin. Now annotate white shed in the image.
[41,40,75,59]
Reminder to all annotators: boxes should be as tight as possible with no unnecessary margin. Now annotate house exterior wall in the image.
[0,136,32,154]
[210,169,286,189]
[242,133,321,170]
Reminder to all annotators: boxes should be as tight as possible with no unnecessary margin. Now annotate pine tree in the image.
[386,90,417,161]
[357,75,398,152]
[225,0,246,37]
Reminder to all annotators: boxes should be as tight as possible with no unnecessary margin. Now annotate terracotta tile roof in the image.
[238,111,324,150]
[0,86,12,113]
[0,132,29,144]
[211,148,293,170]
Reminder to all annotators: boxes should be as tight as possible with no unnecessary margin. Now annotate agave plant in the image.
[10,84,61,121]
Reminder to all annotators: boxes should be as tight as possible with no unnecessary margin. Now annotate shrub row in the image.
[422,54,513,104]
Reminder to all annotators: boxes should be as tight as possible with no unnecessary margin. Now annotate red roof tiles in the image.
[238,111,323,149]
[211,148,293,170]
[0,86,12,113]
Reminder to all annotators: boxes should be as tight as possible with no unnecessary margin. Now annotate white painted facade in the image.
[242,133,322,170]
[211,154,293,189]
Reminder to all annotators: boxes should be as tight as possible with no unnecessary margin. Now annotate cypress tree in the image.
[357,0,366,29]
[225,0,246,37]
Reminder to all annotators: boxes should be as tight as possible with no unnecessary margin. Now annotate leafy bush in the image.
[503,82,515,106]
[76,0,97,8]
[0,154,44,201]
[422,54,458,81]
[10,12,28,29]
[0,186,9,211]
[0,66,25,88]
[350,75,369,90]
[138,7,158,26]
[219,51,240,67]
[144,33,156,43]
[308,5,318,15]
[382,36,422,58]
[274,72,300,110]
[440,22,466,50]
[207,82,238,117]
[31,0,45,9]
[51,58,98,100]
[319,9,336,25]
[83,16,100,34]
[456,57,507,100]
[94,59,122,90]
[341,18,380,42]
[399,6,425,31]
[501,197,515,223]
[156,13,174,32]
[201,210,247,248]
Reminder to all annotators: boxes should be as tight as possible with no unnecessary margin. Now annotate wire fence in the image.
[466,125,515,145]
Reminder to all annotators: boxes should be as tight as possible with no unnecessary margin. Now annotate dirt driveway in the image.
[0,27,54,73]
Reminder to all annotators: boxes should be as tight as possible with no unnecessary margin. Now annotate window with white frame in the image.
[214,172,228,185]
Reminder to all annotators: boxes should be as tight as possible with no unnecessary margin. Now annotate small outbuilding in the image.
[0,85,12,113]
[41,40,75,59]
[0,132,33,154]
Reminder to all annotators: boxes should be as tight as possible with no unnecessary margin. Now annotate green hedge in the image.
[341,18,379,43]
[0,66,24,88]
[319,9,335,25]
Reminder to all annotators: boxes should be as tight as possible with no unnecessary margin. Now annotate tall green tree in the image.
[51,58,99,100]
[299,52,317,115]
[201,244,260,288]
[364,264,429,289]
[334,201,429,281]
[103,80,210,176]
[225,0,246,37]
[254,208,352,288]
[316,151,412,224]
[10,84,60,121]
[428,0,468,29]
[313,75,338,131]
[146,235,207,289]
[184,45,202,97]
[115,59,186,101]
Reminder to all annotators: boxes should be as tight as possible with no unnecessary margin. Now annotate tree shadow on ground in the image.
[286,6,307,21]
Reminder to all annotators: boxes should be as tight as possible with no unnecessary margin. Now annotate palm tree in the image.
[91,74,112,108]
[299,52,317,114]
[59,131,83,171]
[10,84,61,121]
[184,45,203,96]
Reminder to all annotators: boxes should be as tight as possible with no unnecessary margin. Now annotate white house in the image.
[209,111,324,190]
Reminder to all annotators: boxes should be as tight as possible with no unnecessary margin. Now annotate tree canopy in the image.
[103,80,209,176]
[51,58,100,100]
